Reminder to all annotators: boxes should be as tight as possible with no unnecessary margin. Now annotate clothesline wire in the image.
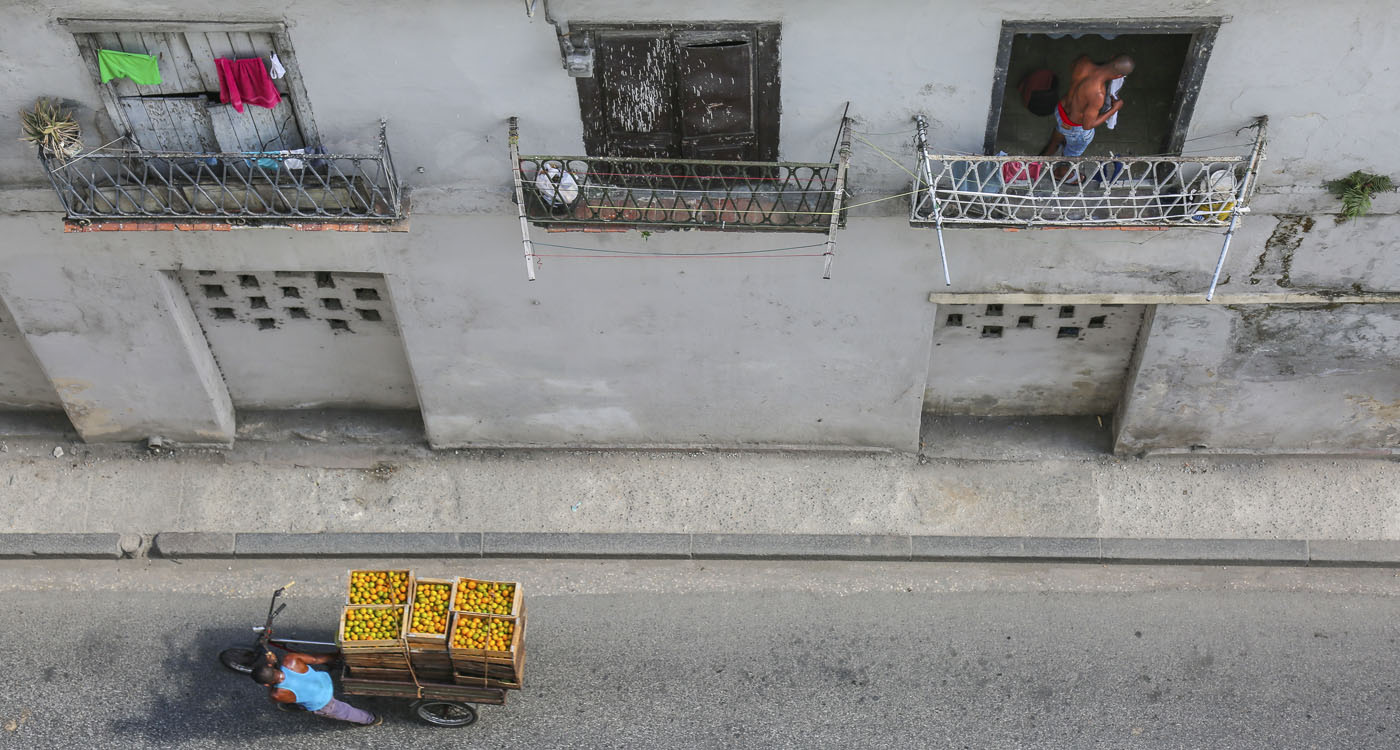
[582,188,916,217]
[531,241,827,257]
[532,253,825,260]
[852,133,919,180]
[533,169,820,182]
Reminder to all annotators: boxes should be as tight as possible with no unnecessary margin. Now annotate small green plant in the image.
[20,98,83,162]
[1326,170,1395,221]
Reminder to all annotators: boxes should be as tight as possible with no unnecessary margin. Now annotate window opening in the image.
[68,24,314,153]
[573,24,780,161]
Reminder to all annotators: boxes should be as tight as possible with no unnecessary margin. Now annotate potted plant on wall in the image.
[19,98,83,163]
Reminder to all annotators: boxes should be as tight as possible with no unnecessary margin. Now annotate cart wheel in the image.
[412,700,477,727]
[219,647,257,674]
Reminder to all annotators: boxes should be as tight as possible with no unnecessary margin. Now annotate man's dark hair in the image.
[251,662,282,686]
[1110,54,1136,75]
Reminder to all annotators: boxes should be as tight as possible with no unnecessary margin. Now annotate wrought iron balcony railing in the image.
[511,122,850,234]
[508,117,854,280]
[39,121,403,223]
[909,116,1268,299]
[910,118,1267,229]
[515,155,845,232]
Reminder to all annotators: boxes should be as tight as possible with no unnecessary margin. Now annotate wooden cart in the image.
[339,665,506,727]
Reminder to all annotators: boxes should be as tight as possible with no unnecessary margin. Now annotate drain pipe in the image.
[530,0,592,77]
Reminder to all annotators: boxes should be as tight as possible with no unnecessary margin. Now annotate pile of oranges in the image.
[342,607,402,641]
[455,579,515,615]
[409,582,452,635]
[348,570,410,605]
[452,615,514,652]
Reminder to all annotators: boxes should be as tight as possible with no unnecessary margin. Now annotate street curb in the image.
[153,532,235,558]
[1099,537,1309,566]
[234,532,480,558]
[15,532,1400,567]
[1306,540,1400,567]
[484,532,690,559]
[0,533,122,559]
[692,533,909,560]
[912,535,1101,562]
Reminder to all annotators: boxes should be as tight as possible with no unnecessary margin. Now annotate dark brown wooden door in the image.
[676,32,758,160]
[595,32,678,157]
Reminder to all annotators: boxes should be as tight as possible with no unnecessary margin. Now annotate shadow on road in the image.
[107,626,400,743]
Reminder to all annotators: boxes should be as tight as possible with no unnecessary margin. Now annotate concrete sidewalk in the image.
[1,433,1396,545]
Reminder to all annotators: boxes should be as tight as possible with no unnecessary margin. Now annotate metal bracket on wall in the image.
[914,114,952,287]
[508,117,537,281]
[822,117,853,279]
[1205,116,1268,301]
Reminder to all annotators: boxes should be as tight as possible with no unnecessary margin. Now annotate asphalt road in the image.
[1,559,1398,749]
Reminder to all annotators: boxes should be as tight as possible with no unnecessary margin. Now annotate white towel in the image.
[1106,77,1124,130]
[268,53,286,80]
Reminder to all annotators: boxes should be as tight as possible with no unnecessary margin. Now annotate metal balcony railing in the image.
[39,121,403,223]
[910,116,1268,299]
[511,120,849,234]
[515,155,845,232]
[910,118,1267,229]
[508,117,854,280]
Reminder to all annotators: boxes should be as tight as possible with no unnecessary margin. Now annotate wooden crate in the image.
[337,604,408,653]
[342,651,410,670]
[405,577,457,646]
[345,569,414,606]
[408,646,455,681]
[447,606,526,688]
[341,665,507,706]
[451,576,522,617]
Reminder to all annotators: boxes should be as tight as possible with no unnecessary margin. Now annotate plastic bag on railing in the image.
[233,146,329,171]
[535,163,580,207]
[1191,168,1238,222]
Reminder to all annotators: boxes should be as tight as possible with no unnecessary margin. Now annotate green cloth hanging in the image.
[97,49,162,86]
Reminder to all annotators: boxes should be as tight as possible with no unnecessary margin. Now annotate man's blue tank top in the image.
[278,664,333,711]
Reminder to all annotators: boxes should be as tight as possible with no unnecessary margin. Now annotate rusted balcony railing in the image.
[516,155,845,232]
[513,115,852,237]
[910,118,1267,229]
[39,121,403,223]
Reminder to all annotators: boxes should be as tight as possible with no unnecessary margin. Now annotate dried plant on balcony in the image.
[1326,170,1395,221]
[19,98,83,163]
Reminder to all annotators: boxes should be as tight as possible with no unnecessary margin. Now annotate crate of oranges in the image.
[453,577,521,617]
[406,577,457,645]
[346,569,412,606]
[448,609,526,688]
[337,605,408,651]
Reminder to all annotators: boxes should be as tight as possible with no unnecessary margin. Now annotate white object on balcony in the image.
[535,164,579,207]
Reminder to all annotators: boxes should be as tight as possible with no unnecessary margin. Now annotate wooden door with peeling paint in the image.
[576,24,780,162]
[676,31,757,160]
[75,30,306,153]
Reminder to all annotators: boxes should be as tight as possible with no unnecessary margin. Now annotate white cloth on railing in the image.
[268,53,286,80]
[535,164,579,206]
[1105,77,1124,130]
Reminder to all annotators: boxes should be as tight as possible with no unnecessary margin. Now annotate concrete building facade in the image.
[0,0,1395,455]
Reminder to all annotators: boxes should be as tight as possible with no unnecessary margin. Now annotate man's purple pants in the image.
[312,698,375,725]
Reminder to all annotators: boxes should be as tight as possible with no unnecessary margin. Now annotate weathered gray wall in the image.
[1116,304,1400,454]
[926,304,1146,416]
[172,271,419,410]
[0,0,1396,452]
[0,295,63,409]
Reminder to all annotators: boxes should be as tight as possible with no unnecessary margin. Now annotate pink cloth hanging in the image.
[214,58,282,113]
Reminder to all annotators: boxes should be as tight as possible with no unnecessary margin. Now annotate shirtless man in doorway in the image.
[1042,54,1134,176]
